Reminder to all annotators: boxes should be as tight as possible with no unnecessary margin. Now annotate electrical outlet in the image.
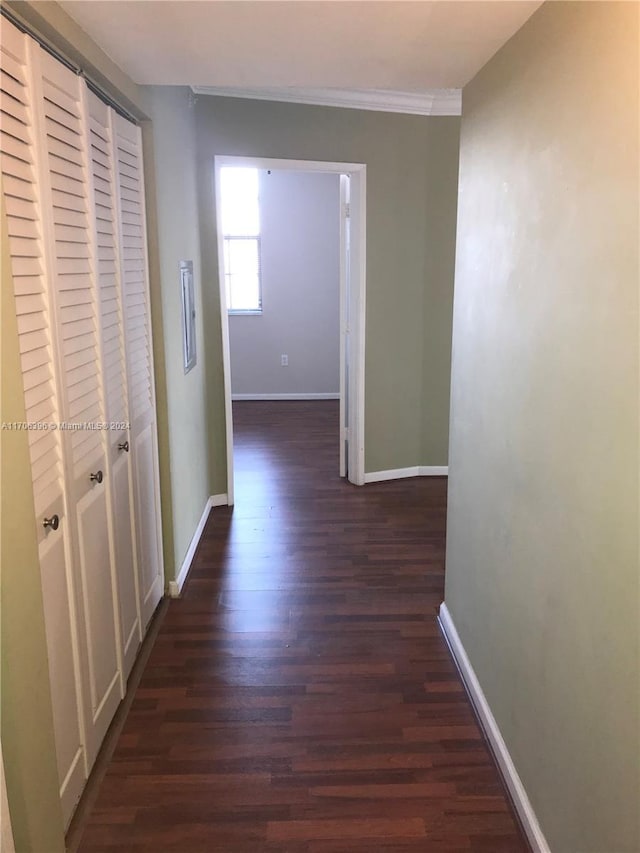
[281,354,288,366]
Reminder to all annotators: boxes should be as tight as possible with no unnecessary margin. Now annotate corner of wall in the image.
[140,120,176,583]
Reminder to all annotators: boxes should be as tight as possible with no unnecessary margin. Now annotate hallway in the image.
[75,401,527,851]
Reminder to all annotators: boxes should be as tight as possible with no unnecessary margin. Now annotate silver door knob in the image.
[90,470,103,484]
[43,514,59,531]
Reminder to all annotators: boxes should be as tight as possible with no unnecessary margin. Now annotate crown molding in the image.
[190,86,461,116]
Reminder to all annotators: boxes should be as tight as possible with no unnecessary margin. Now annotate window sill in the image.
[229,310,263,316]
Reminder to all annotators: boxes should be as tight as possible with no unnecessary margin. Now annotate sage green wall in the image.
[194,97,460,478]
[1,196,65,852]
[145,86,212,578]
[444,3,639,851]
[421,127,459,465]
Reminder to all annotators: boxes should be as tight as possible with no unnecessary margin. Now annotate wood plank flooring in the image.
[76,401,528,852]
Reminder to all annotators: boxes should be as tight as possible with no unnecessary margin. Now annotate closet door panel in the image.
[87,92,141,678]
[113,114,163,628]
[39,526,85,821]
[112,452,140,672]
[0,21,85,826]
[133,424,161,611]
[36,48,121,770]
[75,481,120,711]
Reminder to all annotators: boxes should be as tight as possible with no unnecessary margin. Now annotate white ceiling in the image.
[59,1,542,91]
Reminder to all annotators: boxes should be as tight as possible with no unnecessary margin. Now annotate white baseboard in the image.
[168,494,228,598]
[364,465,448,483]
[438,602,550,853]
[231,393,340,401]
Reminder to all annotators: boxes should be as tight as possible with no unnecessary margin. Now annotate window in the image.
[220,167,262,313]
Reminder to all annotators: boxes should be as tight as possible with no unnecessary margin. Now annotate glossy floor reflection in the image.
[77,401,528,852]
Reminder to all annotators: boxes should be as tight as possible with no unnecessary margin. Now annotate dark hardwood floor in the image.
[76,401,528,852]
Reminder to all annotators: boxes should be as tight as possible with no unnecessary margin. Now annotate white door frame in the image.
[214,155,367,503]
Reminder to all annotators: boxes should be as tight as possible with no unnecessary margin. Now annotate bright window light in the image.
[220,167,261,313]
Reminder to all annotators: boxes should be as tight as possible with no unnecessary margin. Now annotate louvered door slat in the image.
[67,374,98,403]
[28,396,56,426]
[2,127,31,159]
[47,134,83,166]
[62,334,94,358]
[22,360,51,392]
[68,360,98,387]
[56,273,92,293]
[49,154,84,183]
[118,198,139,215]
[50,205,85,228]
[44,118,81,151]
[68,388,100,420]
[1,108,30,142]
[24,376,54,410]
[101,312,120,331]
[1,149,32,182]
[1,91,30,125]
[114,142,151,420]
[29,428,57,464]
[16,307,47,335]
[2,172,36,201]
[4,193,35,220]
[60,301,93,323]
[15,291,47,323]
[7,234,39,256]
[42,76,80,115]
[13,275,43,297]
[1,66,24,101]
[51,187,85,212]
[6,213,38,238]
[43,95,81,127]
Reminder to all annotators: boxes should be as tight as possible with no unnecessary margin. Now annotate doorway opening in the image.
[214,156,367,504]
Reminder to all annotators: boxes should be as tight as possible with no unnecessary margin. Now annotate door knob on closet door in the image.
[43,514,60,532]
[90,470,103,484]
[118,441,129,452]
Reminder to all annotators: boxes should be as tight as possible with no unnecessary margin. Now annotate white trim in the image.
[419,466,448,476]
[231,393,339,401]
[438,603,551,853]
[192,86,462,117]
[351,169,366,486]
[210,493,229,508]
[168,494,228,598]
[364,466,448,483]
[216,155,364,174]
[214,162,236,507]
[365,466,420,483]
[338,173,348,480]
[215,155,367,494]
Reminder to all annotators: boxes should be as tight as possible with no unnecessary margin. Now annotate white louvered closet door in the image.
[86,91,142,679]
[0,20,85,826]
[32,46,123,773]
[113,115,163,629]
